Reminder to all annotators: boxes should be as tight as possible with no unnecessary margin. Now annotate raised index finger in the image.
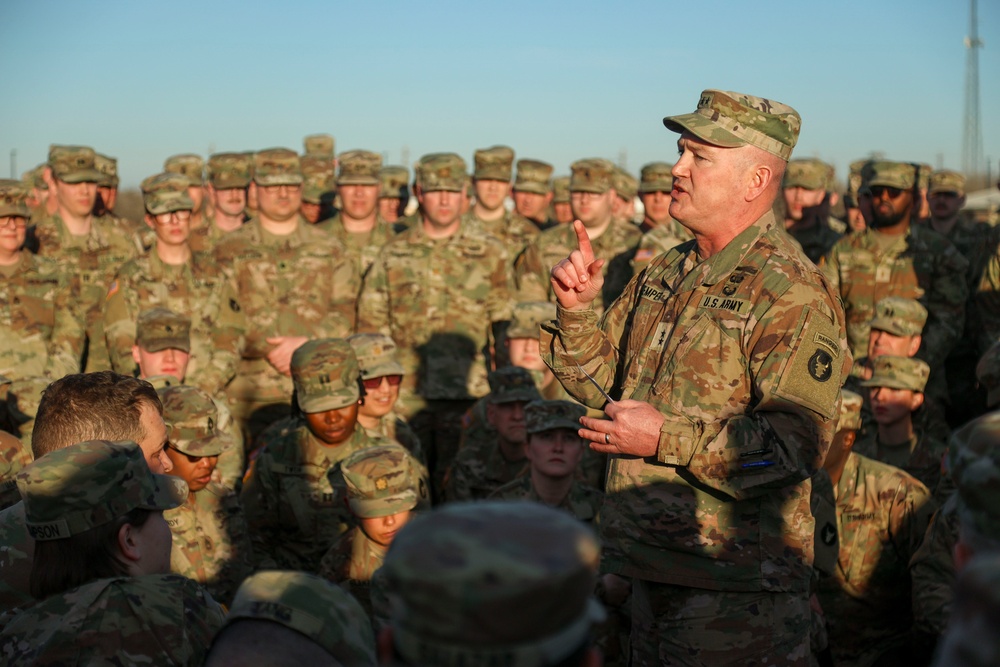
[573,220,594,264]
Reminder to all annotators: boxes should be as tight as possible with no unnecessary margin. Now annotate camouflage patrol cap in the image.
[513,159,553,195]
[140,172,194,215]
[784,158,834,191]
[847,159,870,202]
[379,165,409,199]
[860,355,930,392]
[22,164,47,190]
[163,154,205,186]
[416,153,467,192]
[303,133,335,158]
[916,163,933,190]
[929,169,967,196]
[869,297,928,337]
[474,145,515,181]
[253,148,304,186]
[612,166,638,200]
[976,340,1000,409]
[94,153,119,188]
[526,399,586,434]
[948,413,1000,539]
[136,308,191,353]
[639,162,674,193]
[337,150,382,186]
[6,376,50,426]
[347,333,405,380]
[861,161,918,191]
[508,301,557,339]
[48,145,102,184]
[488,367,541,405]
[552,176,570,203]
[341,444,419,518]
[207,152,252,189]
[382,501,604,667]
[159,385,231,458]
[570,158,616,194]
[18,439,187,541]
[0,179,31,217]
[227,570,376,665]
[662,89,801,161]
[291,338,361,413]
[836,390,863,432]
[301,156,336,204]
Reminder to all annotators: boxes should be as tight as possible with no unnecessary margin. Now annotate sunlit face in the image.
[210,187,247,217]
[147,210,192,247]
[868,329,921,360]
[487,400,528,444]
[554,201,574,225]
[187,186,205,214]
[137,402,172,474]
[256,183,302,223]
[53,179,98,219]
[359,509,414,548]
[869,386,923,426]
[474,179,510,212]
[0,216,27,255]
[379,197,401,222]
[507,337,545,372]
[526,428,585,478]
[165,445,218,494]
[782,187,826,222]
[868,186,913,231]
[419,188,464,231]
[570,190,615,229]
[300,201,321,224]
[639,190,673,226]
[358,375,400,420]
[133,345,190,381]
[513,190,551,221]
[305,402,360,446]
[847,206,866,232]
[928,191,965,221]
[669,134,750,234]
[340,184,379,221]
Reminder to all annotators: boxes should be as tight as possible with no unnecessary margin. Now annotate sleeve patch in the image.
[774,306,842,419]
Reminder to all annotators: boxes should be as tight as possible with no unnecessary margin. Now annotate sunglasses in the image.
[868,186,905,199]
[362,374,403,390]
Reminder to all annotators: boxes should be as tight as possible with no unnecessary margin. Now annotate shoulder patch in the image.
[774,305,843,419]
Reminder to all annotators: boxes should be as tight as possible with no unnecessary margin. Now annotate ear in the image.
[43,167,56,190]
[117,522,142,565]
[842,430,857,453]
[144,213,156,230]
[910,392,925,411]
[745,163,775,203]
[908,335,922,357]
[377,627,395,665]
[827,191,840,208]
[132,345,143,366]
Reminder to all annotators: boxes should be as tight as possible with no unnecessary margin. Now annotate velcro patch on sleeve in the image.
[774,306,842,419]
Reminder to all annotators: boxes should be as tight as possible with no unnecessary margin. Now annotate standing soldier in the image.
[196,152,252,252]
[782,158,844,264]
[215,148,358,440]
[164,153,208,229]
[300,155,337,225]
[611,166,638,224]
[303,133,335,160]
[378,165,409,225]
[93,153,121,219]
[511,158,556,231]
[551,176,573,226]
[632,161,690,275]
[466,145,539,256]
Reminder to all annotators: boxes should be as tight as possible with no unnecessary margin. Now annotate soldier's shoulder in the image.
[856,453,931,497]
[488,476,530,499]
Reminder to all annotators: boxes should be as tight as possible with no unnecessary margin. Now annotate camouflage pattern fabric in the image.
[463,208,540,262]
[164,153,205,186]
[104,248,246,395]
[821,223,969,370]
[816,452,936,667]
[787,220,842,266]
[361,411,425,466]
[910,494,960,644]
[631,222,690,276]
[541,209,851,593]
[810,468,838,577]
[489,475,603,524]
[317,526,385,623]
[0,502,34,613]
[931,553,1000,667]
[187,212,244,254]
[0,432,31,512]
[0,574,224,665]
[317,212,399,282]
[165,482,253,606]
[515,217,641,312]
[444,433,528,502]
[241,419,392,573]
[854,427,946,492]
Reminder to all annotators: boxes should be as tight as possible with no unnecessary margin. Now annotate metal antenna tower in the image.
[963,0,984,176]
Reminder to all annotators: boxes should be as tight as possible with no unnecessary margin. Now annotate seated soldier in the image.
[816,390,936,667]
[857,355,946,490]
[159,384,254,605]
[205,570,376,667]
[348,333,424,465]
[490,400,602,525]
[318,443,423,622]
[0,439,223,664]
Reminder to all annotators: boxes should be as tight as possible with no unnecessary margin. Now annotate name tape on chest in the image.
[698,295,749,313]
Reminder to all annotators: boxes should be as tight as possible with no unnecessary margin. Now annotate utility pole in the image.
[963,0,983,177]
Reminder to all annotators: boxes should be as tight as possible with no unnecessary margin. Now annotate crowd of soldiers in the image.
[0,93,999,665]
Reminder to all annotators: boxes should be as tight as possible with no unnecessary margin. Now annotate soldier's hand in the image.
[550,220,605,311]
[581,399,663,457]
[265,336,309,376]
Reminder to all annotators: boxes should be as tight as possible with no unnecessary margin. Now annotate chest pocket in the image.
[273,464,336,535]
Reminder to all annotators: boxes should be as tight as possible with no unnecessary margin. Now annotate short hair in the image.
[205,619,341,667]
[31,372,162,459]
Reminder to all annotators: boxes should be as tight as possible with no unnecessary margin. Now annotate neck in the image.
[582,216,612,241]
[930,215,958,236]
[213,211,244,232]
[878,416,914,446]
[692,206,765,260]
[155,241,191,266]
[356,412,380,431]
[473,203,505,221]
[497,437,525,463]
[342,211,377,233]
[530,468,574,507]
[0,248,20,266]
[59,207,93,235]
[261,215,299,236]
[422,218,460,239]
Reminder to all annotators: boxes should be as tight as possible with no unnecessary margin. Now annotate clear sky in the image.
[2,0,998,188]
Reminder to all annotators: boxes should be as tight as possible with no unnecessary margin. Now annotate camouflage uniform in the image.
[0,431,31,512]
[192,152,252,253]
[465,146,539,258]
[512,158,558,231]
[931,553,1000,667]
[974,231,1000,351]
[782,158,844,264]
[542,90,850,666]
[241,339,391,573]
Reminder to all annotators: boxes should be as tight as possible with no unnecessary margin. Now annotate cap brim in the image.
[0,206,30,218]
[55,169,103,184]
[298,391,359,414]
[173,433,233,458]
[662,113,744,148]
[528,420,582,434]
[858,378,922,391]
[337,177,379,186]
[349,490,418,519]
[359,361,405,380]
[255,175,305,186]
[512,184,550,195]
[146,473,188,510]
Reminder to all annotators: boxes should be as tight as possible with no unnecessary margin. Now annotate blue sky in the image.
[2,0,998,188]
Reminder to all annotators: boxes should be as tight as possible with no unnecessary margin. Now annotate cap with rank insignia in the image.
[341,443,420,519]
[291,338,361,413]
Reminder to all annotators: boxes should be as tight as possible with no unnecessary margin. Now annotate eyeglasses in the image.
[362,374,403,390]
[0,217,27,229]
[868,186,905,199]
[153,210,192,225]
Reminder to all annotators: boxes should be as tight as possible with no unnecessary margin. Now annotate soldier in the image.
[821,160,969,390]
[348,333,424,464]
[816,390,935,666]
[858,355,945,490]
[0,439,223,665]
[542,89,850,664]
[444,366,538,502]
[215,148,358,440]
[21,164,52,222]
[300,155,337,225]
[318,443,423,621]
[466,145,540,256]
[29,145,141,373]
[376,501,605,666]
[0,179,80,381]
[782,158,844,264]
[164,153,207,228]
[378,165,409,224]
[241,338,392,573]
[551,175,573,225]
[318,150,396,281]
[304,133,335,160]
[356,152,513,493]
[158,385,253,605]
[931,554,1000,667]
[611,165,638,224]
[93,152,120,217]
[205,570,377,667]
[490,399,602,524]
[632,161,690,275]
[198,152,251,251]
[512,158,556,231]
[515,158,640,311]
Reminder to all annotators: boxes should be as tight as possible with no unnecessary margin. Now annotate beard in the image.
[869,202,909,229]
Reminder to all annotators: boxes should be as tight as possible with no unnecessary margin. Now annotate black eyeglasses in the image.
[362,375,403,390]
[869,186,905,199]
